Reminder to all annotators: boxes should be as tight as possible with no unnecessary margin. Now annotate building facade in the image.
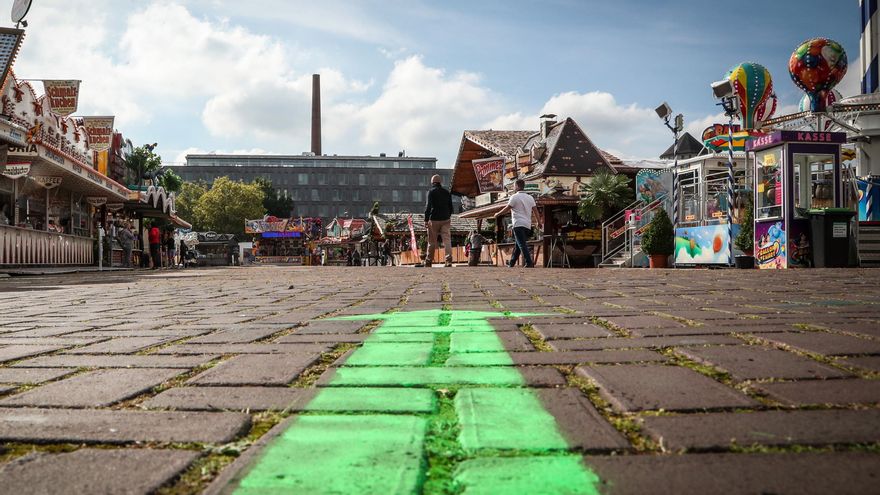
[863,0,879,94]
[171,154,451,221]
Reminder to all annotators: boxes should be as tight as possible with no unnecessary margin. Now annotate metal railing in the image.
[600,195,669,266]
[0,226,93,266]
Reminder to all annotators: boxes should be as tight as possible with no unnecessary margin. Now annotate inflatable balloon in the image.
[728,62,774,130]
[755,89,777,127]
[789,38,847,112]
[798,89,841,112]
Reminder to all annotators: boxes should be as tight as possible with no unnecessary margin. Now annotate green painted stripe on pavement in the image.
[449,332,506,353]
[302,387,436,413]
[454,456,601,495]
[328,365,525,387]
[343,342,433,366]
[456,388,569,451]
[444,352,513,366]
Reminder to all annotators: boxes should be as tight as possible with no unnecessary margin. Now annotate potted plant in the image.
[641,209,674,268]
[734,198,754,269]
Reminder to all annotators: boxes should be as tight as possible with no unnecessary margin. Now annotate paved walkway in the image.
[0,266,877,494]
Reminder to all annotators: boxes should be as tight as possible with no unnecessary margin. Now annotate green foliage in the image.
[253,177,295,218]
[158,169,183,194]
[175,181,208,230]
[577,167,634,222]
[124,145,162,181]
[370,201,380,217]
[641,209,674,255]
[194,177,266,236]
[734,197,754,253]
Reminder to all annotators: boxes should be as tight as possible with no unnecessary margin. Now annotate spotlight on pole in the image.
[710,79,740,267]
[655,102,673,121]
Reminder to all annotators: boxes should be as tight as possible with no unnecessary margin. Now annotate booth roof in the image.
[660,132,707,160]
[374,213,478,233]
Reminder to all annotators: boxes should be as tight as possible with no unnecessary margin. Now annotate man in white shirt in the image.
[494,179,542,268]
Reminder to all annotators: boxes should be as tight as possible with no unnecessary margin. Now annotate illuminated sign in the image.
[261,231,302,238]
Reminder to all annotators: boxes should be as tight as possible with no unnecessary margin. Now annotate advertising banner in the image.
[42,80,81,116]
[788,219,812,268]
[635,169,670,204]
[82,116,114,152]
[86,196,107,207]
[674,224,740,265]
[0,161,29,179]
[755,220,787,269]
[472,157,504,193]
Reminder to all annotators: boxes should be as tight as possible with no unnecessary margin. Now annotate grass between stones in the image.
[422,390,466,495]
[565,371,660,453]
[733,333,879,380]
[114,357,230,410]
[429,333,452,366]
[519,324,554,352]
[291,343,358,388]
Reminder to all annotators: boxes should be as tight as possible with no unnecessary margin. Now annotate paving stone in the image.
[678,345,849,380]
[275,334,367,344]
[838,355,880,372]
[342,342,432,366]
[450,333,506,353]
[144,386,312,411]
[576,364,757,412]
[186,327,288,344]
[4,326,96,338]
[756,379,880,406]
[753,331,880,356]
[0,337,106,346]
[822,320,880,338]
[600,315,690,330]
[229,415,426,494]
[536,388,630,451]
[0,368,183,407]
[293,320,368,334]
[0,367,75,384]
[0,448,199,495]
[455,456,600,495]
[188,353,321,385]
[456,388,569,451]
[551,335,740,351]
[445,350,667,366]
[321,365,565,387]
[641,409,880,450]
[584,452,880,495]
[628,325,745,337]
[64,336,179,354]
[14,354,217,369]
[531,323,614,340]
[0,345,66,363]
[0,407,249,443]
[153,343,332,355]
[300,387,436,413]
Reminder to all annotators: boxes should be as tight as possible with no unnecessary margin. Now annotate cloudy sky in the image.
[8,0,863,166]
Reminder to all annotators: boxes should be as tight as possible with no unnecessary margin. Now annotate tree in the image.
[734,198,754,254]
[194,177,266,236]
[175,181,208,230]
[124,145,162,189]
[158,169,183,194]
[577,167,634,223]
[253,177,295,218]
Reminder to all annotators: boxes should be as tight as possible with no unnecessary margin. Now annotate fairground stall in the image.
[1,75,130,266]
[246,216,320,265]
[372,213,478,265]
[452,117,615,267]
[189,231,237,267]
[748,130,853,269]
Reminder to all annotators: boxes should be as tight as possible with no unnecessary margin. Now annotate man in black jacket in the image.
[424,174,453,267]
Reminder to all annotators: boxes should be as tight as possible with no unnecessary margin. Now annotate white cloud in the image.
[837,56,861,98]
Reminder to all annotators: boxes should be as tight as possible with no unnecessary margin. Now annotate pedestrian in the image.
[320,247,327,266]
[424,174,453,267]
[148,222,162,270]
[383,239,394,266]
[179,237,189,269]
[119,222,134,268]
[165,229,177,268]
[494,179,542,268]
[106,219,117,268]
[346,248,353,266]
[467,230,487,267]
[352,249,361,266]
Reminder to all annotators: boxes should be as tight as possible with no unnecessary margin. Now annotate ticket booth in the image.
[747,131,847,269]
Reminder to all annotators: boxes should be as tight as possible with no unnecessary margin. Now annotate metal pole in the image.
[725,112,736,266]
[671,126,680,227]
[98,224,104,271]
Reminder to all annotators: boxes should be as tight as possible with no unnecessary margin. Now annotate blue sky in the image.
[9,0,864,166]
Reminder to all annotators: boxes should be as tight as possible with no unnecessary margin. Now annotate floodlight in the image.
[655,102,673,120]
[711,80,735,99]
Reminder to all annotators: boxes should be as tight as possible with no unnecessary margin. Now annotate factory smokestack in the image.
[311,74,322,156]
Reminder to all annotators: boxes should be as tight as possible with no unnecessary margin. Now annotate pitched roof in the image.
[463,130,535,157]
[521,118,614,179]
[374,213,477,234]
[660,132,706,159]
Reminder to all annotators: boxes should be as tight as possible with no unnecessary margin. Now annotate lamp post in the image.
[655,102,684,228]
[711,80,740,266]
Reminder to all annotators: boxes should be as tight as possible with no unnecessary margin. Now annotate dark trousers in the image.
[509,226,534,267]
[150,243,161,269]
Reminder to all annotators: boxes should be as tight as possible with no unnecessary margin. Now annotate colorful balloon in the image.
[789,38,848,112]
[755,88,777,127]
[728,62,774,130]
[798,89,841,112]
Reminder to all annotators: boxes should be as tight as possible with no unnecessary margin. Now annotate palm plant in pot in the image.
[733,197,754,269]
[640,209,674,268]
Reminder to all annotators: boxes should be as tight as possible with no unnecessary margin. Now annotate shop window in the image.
[793,154,834,217]
[0,176,13,226]
[756,148,783,219]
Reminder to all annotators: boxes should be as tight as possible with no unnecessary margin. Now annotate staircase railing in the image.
[602,198,643,260]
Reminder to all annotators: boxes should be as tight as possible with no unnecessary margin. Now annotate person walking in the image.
[148,223,162,270]
[165,230,177,268]
[119,222,135,268]
[467,230,487,266]
[424,174,453,267]
[494,179,542,268]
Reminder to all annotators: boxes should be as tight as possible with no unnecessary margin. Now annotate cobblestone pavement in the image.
[0,266,878,494]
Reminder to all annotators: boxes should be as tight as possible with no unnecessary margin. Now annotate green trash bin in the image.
[808,208,855,268]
